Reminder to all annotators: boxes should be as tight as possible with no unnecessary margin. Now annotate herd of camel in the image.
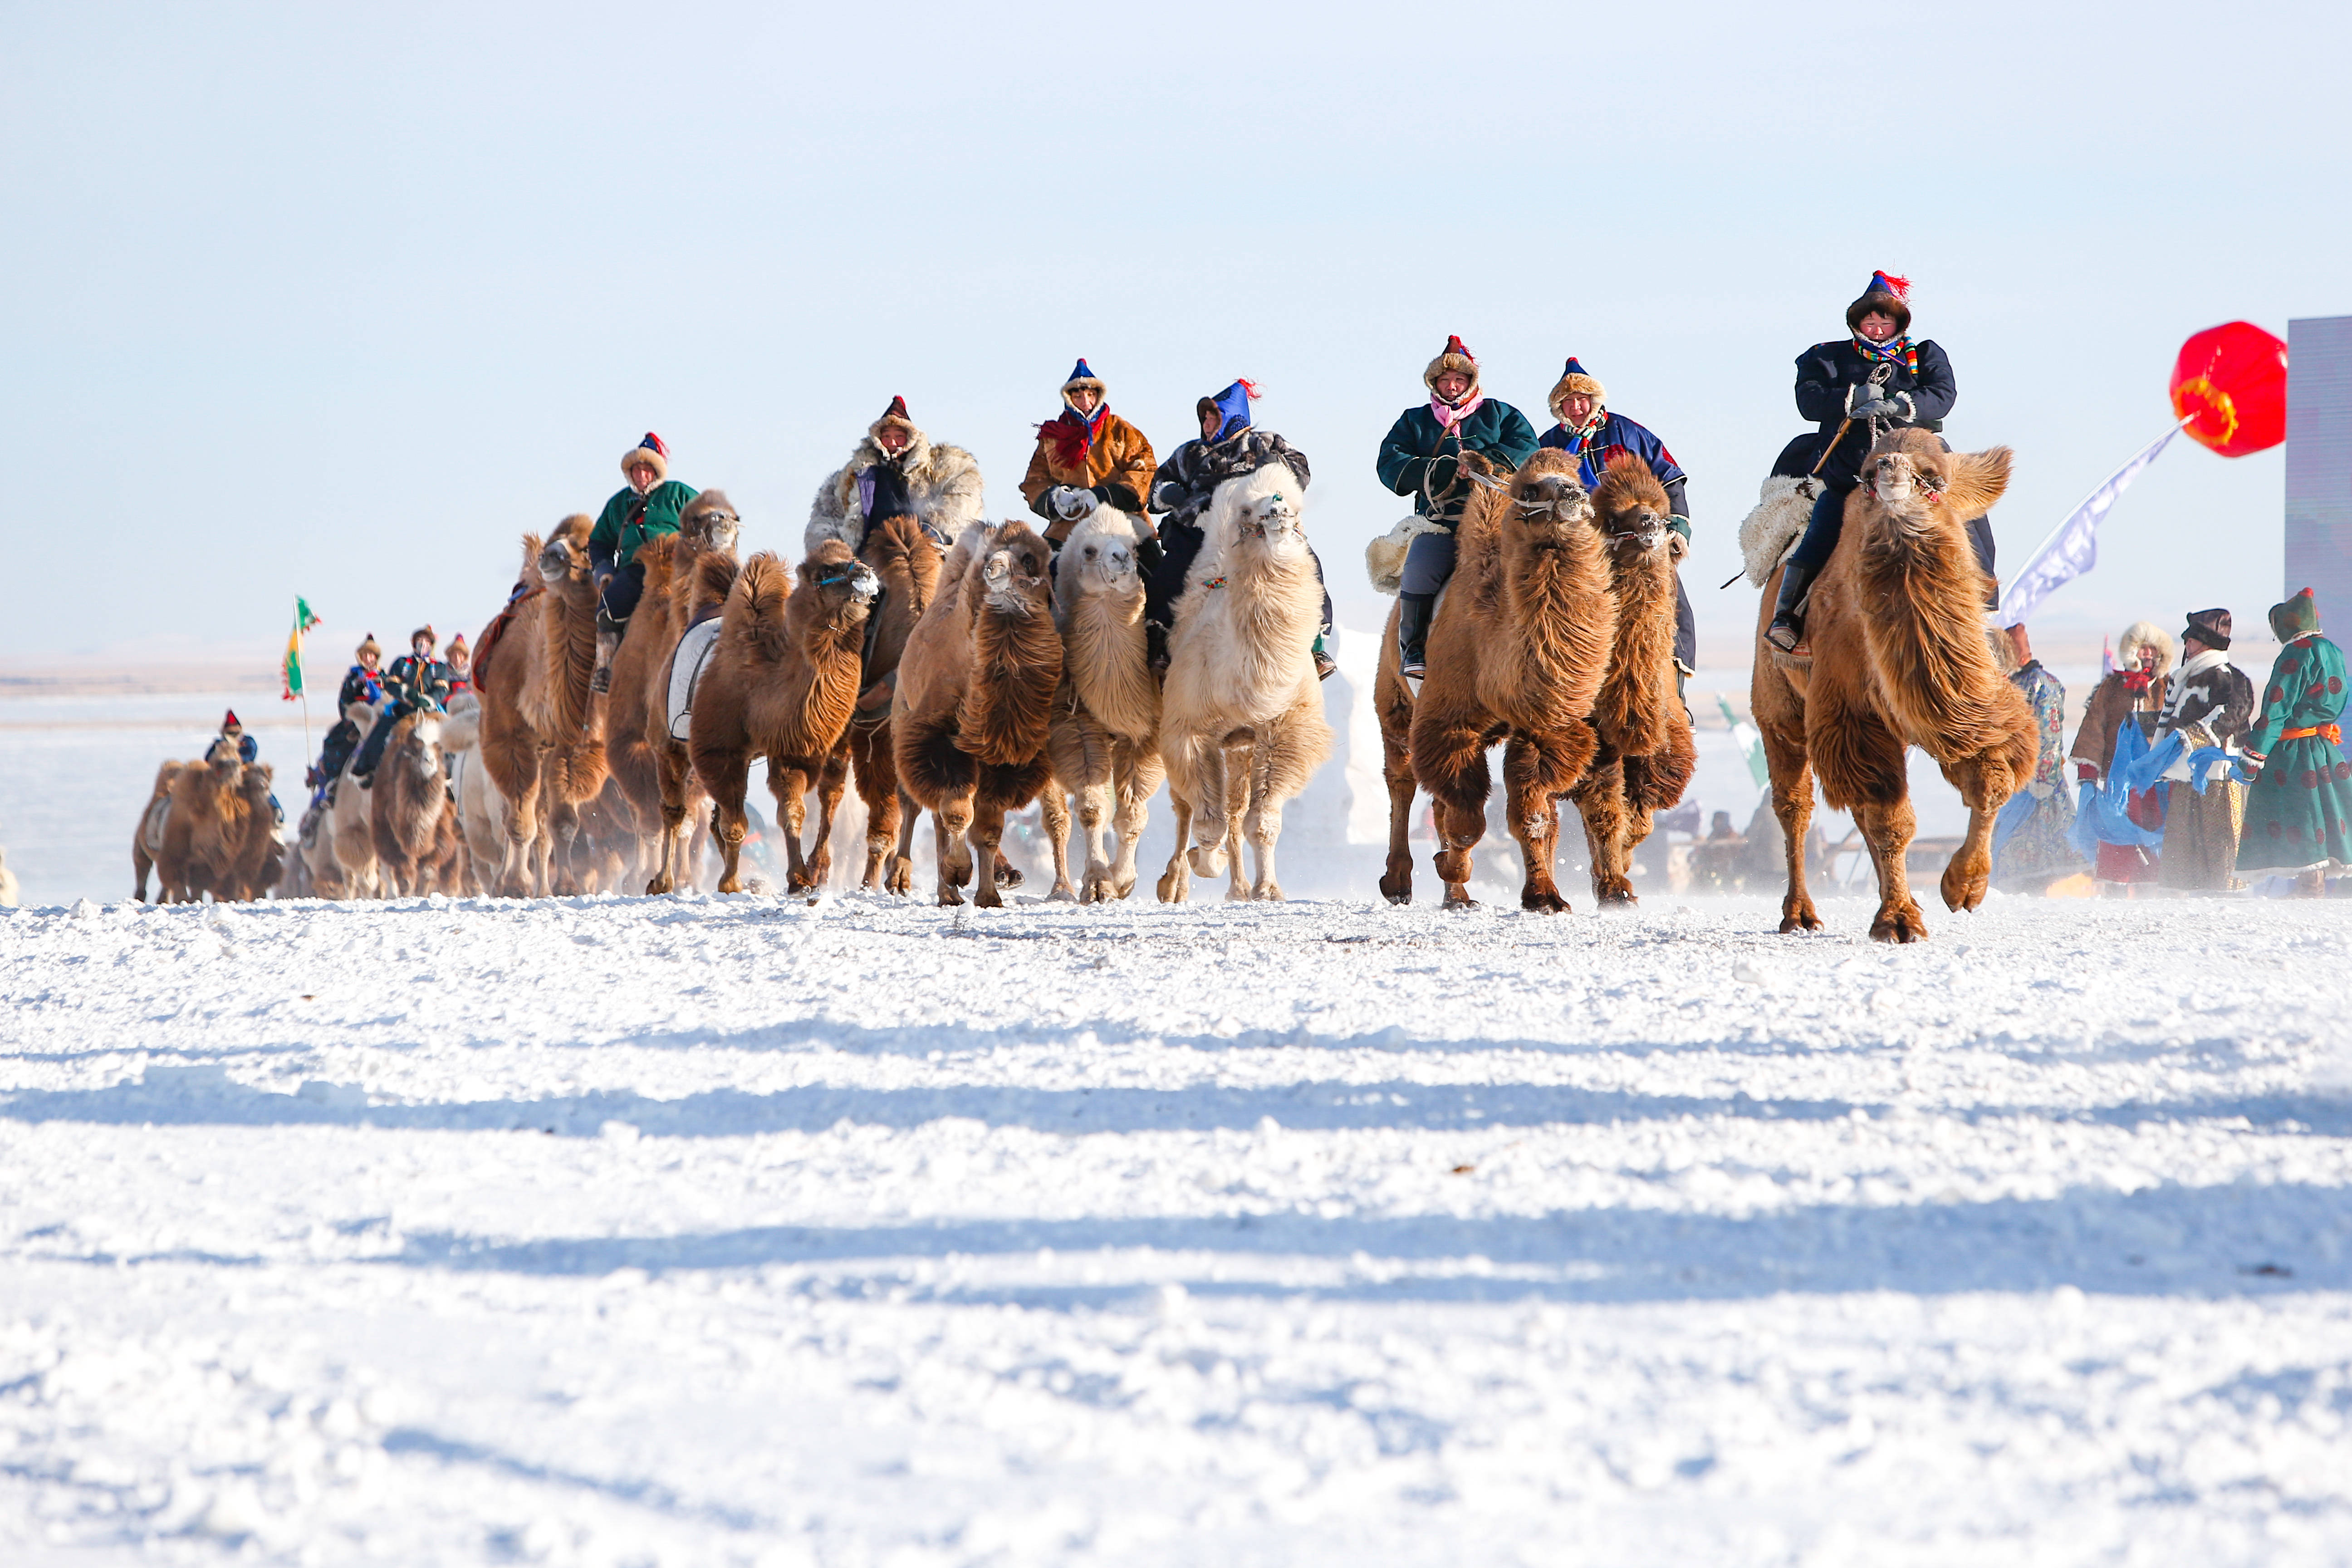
[128,427,2035,941]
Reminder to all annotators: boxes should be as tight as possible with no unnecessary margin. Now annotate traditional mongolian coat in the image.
[589,478,701,575]
[2155,647,2256,891]
[1991,659,2087,890]
[1021,406,1156,544]
[1376,399,1539,520]
[2069,621,2175,884]
[1795,337,1958,491]
[2239,613,2352,878]
[808,403,983,556]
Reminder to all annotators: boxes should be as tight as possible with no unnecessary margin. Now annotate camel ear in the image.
[1941,446,2013,520]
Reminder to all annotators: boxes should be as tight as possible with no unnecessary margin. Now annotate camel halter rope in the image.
[1716,362,1897,591]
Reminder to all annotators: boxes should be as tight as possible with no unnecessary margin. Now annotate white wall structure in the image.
[2287,316,2352,612]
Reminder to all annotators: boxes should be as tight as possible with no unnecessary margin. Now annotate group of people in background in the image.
[1993,593,2352,897]
[299,626,470,807]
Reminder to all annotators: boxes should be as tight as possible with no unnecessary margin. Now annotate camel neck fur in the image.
[1061,578,1156,740]
[1854,497,2008,758]
[961,597,1063,767]
[1486,505,1614,719]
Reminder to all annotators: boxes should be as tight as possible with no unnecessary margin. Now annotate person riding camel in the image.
[444,633,472,697]
[1766,272,1959,653]
[590,432,700,693]
[1377,334,1540,682]
[353,627,454,789]
[1537,356,1698,681]
[214,710,283,822]
[1020,359,1157,551]
[309,634,385,796]
[808,396,984,555]
[1146,379,1334,679]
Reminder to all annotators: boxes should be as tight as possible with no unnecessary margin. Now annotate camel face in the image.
[1234,489,1308,561]
[205,738,241,779]
[700,510,740,554]
[1509,471,1595,540]
[1068,531,1139,593]
[1865,450,1923,507]
[982,539,1051,617]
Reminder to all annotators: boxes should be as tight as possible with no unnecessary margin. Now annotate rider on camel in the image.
[590,432,699,692]
[353,627,454,788]
[808,396,984,556]
[1377,335,1540,683]
[1019,359,1157,552]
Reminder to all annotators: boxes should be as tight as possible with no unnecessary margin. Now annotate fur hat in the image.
[873,394,916,438]
[1423,335,1480,394]
[621,431,670,482]
[1547,356,1607,421]
[2182,608,2232,650]
[1060,359,1106,405]
[410,625,437,650]
[2270,587,2319,640]
[2117,619,2176,676]
[1196,379,1260,441]
[220,708,243,736]
[446,632,470,664]
[1846,270,1913,335]
[355,633,381,664]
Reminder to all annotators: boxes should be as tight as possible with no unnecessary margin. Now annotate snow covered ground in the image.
[5,885,2352,1564]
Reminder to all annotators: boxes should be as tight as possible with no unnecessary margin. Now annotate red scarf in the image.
[1036,405,1109,471]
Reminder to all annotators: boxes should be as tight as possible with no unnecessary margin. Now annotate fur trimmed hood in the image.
[1423,334,1480,396]
[2117,619,2176,677]
[1546,357,1606,421]
[806,424,983,556]
[621,431,669,482]
[1060,358,1106,406]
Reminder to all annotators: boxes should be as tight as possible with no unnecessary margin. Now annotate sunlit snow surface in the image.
[4,890,2352,1565]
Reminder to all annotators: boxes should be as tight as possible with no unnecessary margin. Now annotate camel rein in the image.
[1718,364,1898,591]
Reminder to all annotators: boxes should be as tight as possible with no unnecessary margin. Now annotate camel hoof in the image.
[991,862,1022,889]
[937,883,964,907]
[1870,902,1929,943]
[974,884,1004,909]
[1778,901,1822,932]
[716,876,743,894]
[1443,890,1478,911]
[1112,870,1138,899]
[1156,867,1188,904]
[1254,882,1283,902]
[1594,888,1637,911]
[1049,881,1079,903]
[1940,862,1989,912]
[1083,872,1118,903]
[1188,844,1228,877]
[645,875,673,896]
[1521,888,1570,914]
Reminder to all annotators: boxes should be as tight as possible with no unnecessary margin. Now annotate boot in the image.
[1765,560,1816,654]
[1396,592,1435,686]
[1312,633,1336,682]
[590,629,620,694]
[1146,622,1170,673]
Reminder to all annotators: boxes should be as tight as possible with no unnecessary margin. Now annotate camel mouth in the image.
[1605,508,1669,553]
[1514,476,1592,528]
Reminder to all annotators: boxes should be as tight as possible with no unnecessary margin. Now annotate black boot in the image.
[1765,560,1816,654]
[1396,592,1435,682]
[1146,622,1170,672]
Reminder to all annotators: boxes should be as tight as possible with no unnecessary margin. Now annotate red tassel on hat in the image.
[1237,380,1262,399]
[1444,334,1473,359]
[1872,272,1911,300]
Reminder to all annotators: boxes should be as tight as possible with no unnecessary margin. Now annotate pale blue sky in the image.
[4,0,2344,667]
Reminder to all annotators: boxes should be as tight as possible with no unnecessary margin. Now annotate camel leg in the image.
[1156,786,1195,904]
[1571,760,1632,908]
[1757,715,1821,933]
[888,788,921,897]
[1183,741,1235,880]
[1378,701,1418,906]
[1041,785,1079,902]
[1937,751,2011,914]
[701,746,754,894]
[1241,744,1286,901]
[773,762,816,893]
[968,797,1011,911]
[933,790,975,906]
[647,749,690,896]
[848,722,900,892]
[1110,744,1163,901]
[1857,796,1927,942]
[1078,779,1118,903]
[1411,699,1493,908]
[797,746,846,893]
[1219,753,1250,902]
[1808,685,1916,939]
[1509,724,1598,912]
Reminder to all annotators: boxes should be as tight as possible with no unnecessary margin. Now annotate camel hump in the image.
[724,551,798,663]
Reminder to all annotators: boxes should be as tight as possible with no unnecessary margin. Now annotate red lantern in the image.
[2170,321,2288,457]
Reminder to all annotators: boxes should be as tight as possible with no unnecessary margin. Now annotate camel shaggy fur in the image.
[1751,428,2034,941]
[813,513,944,894]
[1041,507,1164,902]
[370,709,463,896]
[223,763,283,900]
[891,519,1063,907]
[1375,449,1616,910]
[1568,458,1698,905]
[154,739,256,902]
[690,542,881,893]
[132,760,186,902]
[1157,463,1332,903]
[605,490,741,893]
[476,516,607,896]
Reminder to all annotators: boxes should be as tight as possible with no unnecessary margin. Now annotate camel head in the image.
[680,489,741,556]
[800,540,882,626]
[1502,448,1596,544]
[537,514,597,581]
[202,735,242,780]
[1210,464,1311,567]
[1589,453,1675,560]
[978,522,1054,618]
[1060,510,1143,598]
[1861,430,2014,535]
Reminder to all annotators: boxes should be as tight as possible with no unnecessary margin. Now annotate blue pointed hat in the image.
[1203,378,1261,441]
[1846,270,1912,332]
[1062,358,1105,397]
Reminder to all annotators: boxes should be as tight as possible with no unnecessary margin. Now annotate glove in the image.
[1424,453,1460,495]
[1889,391,1917,422]
[1668,516,1691,561]
[2239,751,2266,781]
[1151,480,1183,512]
[1050,485,1097,521]
[1845,383,1896,419]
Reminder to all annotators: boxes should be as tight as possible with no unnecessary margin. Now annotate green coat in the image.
[2238,632,2352,875]
[590,479,700,572]
[1376,400,1540,517]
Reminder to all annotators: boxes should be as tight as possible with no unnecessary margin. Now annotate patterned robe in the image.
[2239,633,2352,877]
[1991,661,2087,889]
[2156,650,2255,891]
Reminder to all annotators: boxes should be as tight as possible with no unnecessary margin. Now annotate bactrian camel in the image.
[815,512,942,894]
[475,516,607,896]
[1041,506,1163,902]
[1157,463,1332,903]
[1750,428,2033,941]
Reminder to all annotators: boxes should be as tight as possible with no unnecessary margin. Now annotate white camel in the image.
[1041,506,1165,902]
[1156,463,1333,902]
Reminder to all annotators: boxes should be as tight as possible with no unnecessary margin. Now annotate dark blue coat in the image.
[1537,411,1690,522]
[1795,338,1956,489]
[1377,400,1540,515]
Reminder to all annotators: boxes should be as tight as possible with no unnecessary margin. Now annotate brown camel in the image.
[1567,457,1699,905]
[812,513,943,894]
[1750,428,2032,941]
[1041,507,1163,902]
[154,739,255,903]
[223,762,284,900]
[132,760,187,902]
[891,520,1063,907]
[475,516,607,896]
[605,490,741,893]
[370,710,462,896]
[1375,448,1616,910]
[1156,465,1331,903]
[689,542,881,893]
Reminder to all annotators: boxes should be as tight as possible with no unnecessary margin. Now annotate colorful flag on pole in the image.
[282,598,321,700]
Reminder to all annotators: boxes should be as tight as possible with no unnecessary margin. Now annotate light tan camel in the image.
[1040,507,1164,902]
[605,490,741,893]
[814,513,943,894]
[891,520,1063,906]
[323,697,388,898]
[132,760,187,902]
[369,710,463,896]
[690,542,881,893]
[1750,428,2033,941]
[1568,457,1699,905]
[1157,463,1332,903]
[476,517,606,896]
[154,739,255,902]
[222,763,283,900]
[1374,449,1616,910]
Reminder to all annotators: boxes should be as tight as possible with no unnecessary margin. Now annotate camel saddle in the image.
[471,584,542,693]
[140,794,172,856]
[666,605,727,744]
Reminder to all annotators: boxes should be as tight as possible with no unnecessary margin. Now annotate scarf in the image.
[1036,403,1109,470]
[1852,333,1920,373]
[1429,392,1486,431]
